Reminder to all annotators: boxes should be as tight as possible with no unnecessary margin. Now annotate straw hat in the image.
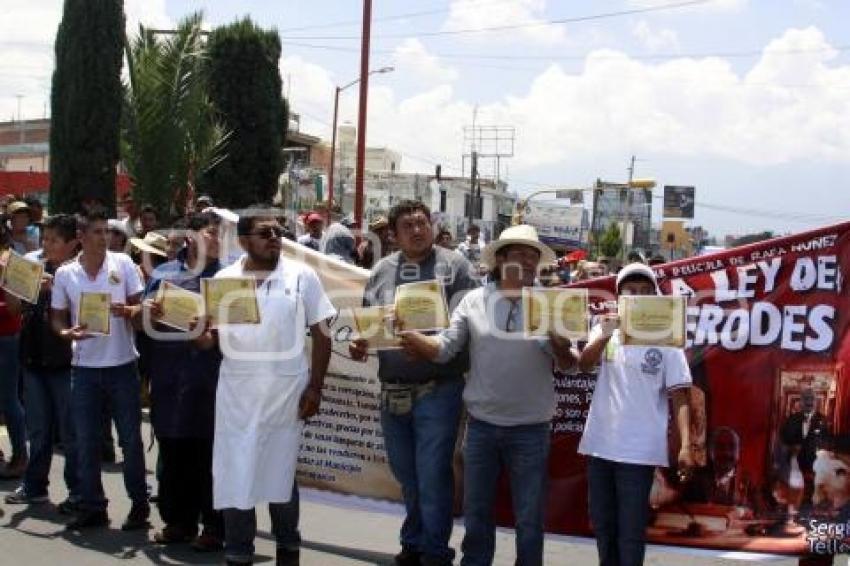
[480,224,556,268]
[7,201,30,215]
[129,232,169,257]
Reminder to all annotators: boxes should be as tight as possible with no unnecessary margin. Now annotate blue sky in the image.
[4,0,850,237]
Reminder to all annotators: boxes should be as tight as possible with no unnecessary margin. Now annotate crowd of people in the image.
[0,194,695,566]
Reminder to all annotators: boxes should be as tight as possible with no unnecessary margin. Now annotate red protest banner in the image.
[499,221,850,556]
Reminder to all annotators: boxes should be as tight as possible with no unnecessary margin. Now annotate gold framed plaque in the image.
[202,277,261,326]
[155,281,203,332]
[522,287,589,340]
[393,280,449,332]
[78,291,111,335]
[351,305,402,351]
[0,251,44,303]
[619,295,686,347]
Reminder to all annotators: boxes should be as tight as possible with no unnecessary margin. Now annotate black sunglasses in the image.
[249,226,284,239]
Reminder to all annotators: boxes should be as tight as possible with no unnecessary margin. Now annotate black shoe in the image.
[102,447,117,464]
[57,497,80,515]
[276,547,300,566]
[394,547,422,566]
[66,509,109,530]
[121,502,151,531]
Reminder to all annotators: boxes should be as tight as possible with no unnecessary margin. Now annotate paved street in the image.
[0,424,835,565]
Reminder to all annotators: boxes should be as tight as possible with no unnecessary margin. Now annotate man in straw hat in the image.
[349,200,478,566]
[129,231,169,282]
[399,224,579,566]
[577,262,694,566]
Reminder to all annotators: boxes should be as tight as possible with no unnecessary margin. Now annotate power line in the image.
[276,0,511,33]
[280,0,713,41]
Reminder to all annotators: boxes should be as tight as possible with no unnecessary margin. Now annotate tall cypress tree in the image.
[199,19,286,208]
[49,0,125,214]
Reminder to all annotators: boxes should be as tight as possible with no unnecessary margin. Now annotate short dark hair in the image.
[77,206,109,232]
[467,224,480,234]
[140,204,157,217]
[24,196,42,209]
[436,229,452,240]
[188,211,220,232]
[388,200,431,231]
[43,214,78,242]
[237,204,276,236]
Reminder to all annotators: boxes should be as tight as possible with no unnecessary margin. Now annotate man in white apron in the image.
[194,207,335,565]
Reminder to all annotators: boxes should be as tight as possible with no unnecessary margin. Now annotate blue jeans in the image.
[71,363,147,511]
[223,483,300,562]
[587,456,655,566]
[461,418,550,566]
[0,335,27,457]
[23,368,77,498]
[380,378,463,563]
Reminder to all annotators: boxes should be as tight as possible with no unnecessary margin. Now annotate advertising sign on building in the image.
[524,202,586,248]
[664,185,696,218]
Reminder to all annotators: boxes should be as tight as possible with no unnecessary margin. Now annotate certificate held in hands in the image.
[78,292,111,335]
[202,277,260,326]
[1,251,44,303]
[156,281,203,331]
[351,305,401,351]
[394,280,449,332]
[619,295,686,347]
[522,288,589,340]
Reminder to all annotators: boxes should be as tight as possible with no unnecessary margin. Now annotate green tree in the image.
[198,18,287,207]
[599,223,623,259]
[122,13,228,220]
[49,0,125,214]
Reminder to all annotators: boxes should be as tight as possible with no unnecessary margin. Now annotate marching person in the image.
[50,206,150,530]
[578,263,694,566]
[399,224,579,566]
[137,211,225,551]
[194,205,336,565]
[349,200,478,566]
[4,214,80,510]
[296,212,324,252]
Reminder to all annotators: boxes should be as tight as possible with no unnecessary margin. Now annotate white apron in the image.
[212,260,309,510]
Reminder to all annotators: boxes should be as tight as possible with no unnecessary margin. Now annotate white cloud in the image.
[442,0,565,45]
[0,0,171,121]
[358,26,850,176]
[392,39,459,85]
[631,20,680,52]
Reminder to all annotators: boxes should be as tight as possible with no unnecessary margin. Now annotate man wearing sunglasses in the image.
[194,206,336,566]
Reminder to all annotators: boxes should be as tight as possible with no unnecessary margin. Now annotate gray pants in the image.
[223,483,301,563]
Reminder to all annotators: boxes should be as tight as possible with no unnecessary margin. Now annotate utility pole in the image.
[16,94,24,143]
[353,0,372,231]
[621,154,636,261]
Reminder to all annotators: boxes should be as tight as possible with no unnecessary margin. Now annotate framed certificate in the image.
[155,281,203,331]
[522,287,589,340]
[351,305,402,351]
[78,291,111,335]
[393,280,449,332]
[619,295,686,347]
[0,251,44,303]
[202,277,261,326]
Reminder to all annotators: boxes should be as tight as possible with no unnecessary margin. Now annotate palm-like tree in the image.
[122,12,228,219]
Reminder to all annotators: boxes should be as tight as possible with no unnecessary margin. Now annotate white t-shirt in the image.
[215,255,336,377]
[51,251,144,368]
[578,324,692,467]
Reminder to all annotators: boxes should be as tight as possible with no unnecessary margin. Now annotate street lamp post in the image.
[326,66,393,221]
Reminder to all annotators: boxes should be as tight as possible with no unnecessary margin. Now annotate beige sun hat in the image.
[129,231,169,257]
[480,224,556,268]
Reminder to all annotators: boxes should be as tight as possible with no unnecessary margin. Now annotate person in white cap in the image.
[577,262,694,566]
[400,224,579,566]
